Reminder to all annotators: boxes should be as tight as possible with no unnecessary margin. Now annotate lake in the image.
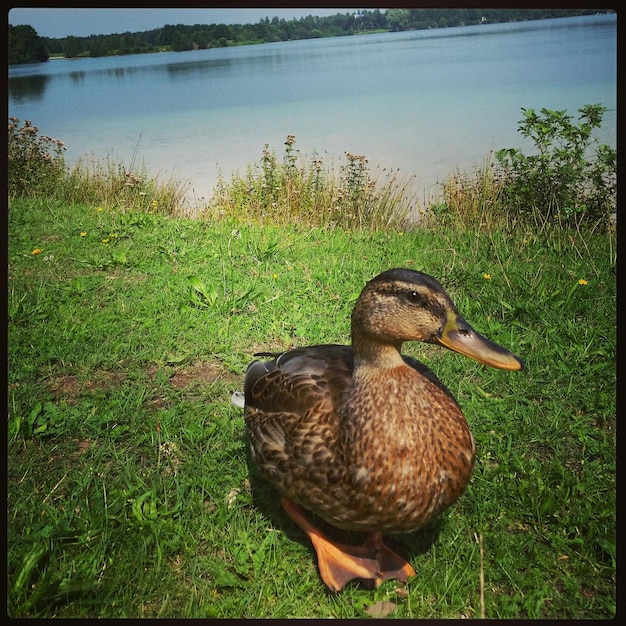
[9,13,617,209]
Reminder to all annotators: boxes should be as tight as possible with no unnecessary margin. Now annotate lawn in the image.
[7,196,615,618]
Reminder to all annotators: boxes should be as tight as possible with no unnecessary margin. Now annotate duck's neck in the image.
[351,329,406,372]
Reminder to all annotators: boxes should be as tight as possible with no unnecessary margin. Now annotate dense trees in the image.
[8,24,48,64]
[9,8,607,64]
[63,36,83,58]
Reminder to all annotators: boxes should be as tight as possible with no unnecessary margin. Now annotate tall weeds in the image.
[434,154,510,230]
[62,155,191,216]
[8,118,191,216]
[205,136,415,230]
[8,118,66,197]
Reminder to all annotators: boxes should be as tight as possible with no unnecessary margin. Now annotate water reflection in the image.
[165,57,237,77]
[70,65,143,81]
[8,50,290,102]
[8,74,51,103]
[164,49,290,78]
[69,71,86,83]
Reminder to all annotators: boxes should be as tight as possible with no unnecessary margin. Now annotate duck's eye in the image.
[405,290,422,304]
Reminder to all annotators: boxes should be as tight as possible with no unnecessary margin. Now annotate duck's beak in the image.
[433,311,524,371]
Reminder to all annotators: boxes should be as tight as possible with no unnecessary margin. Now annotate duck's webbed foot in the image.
[281,497,416,591]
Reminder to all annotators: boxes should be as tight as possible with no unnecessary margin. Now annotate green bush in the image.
[8,118,67,197]
[495,104,616,225]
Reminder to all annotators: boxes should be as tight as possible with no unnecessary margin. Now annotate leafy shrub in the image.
[495,104,616,224]
[8,118,67,197]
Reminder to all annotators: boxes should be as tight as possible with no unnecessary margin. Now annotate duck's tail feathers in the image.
[231,391,245,409]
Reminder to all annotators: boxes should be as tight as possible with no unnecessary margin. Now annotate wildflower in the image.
[102,238,109,245]
[566,278,589,302]
[97,207,103,212]
[80,232,87,237]
[483,273,491,280]
[151,199,158,210]
[32,248,42,255]
[272,273,278,279]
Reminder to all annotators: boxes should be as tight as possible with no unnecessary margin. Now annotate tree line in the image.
[9,8,606,64]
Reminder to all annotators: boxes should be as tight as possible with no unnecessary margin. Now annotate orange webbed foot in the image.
[281,498,416,591]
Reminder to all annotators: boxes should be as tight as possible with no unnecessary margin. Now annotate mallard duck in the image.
[236,268,522,591]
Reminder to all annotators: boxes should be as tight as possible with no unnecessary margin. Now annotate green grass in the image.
[8,197,615,618]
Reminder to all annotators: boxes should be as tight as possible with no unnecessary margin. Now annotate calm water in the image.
[9,13,616,207]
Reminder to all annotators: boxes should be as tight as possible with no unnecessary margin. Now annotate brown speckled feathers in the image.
[245,344,474,532]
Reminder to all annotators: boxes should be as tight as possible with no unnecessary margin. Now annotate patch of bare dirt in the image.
[169,360,241,389]
[48,370,128,403]
[46,359,242,410]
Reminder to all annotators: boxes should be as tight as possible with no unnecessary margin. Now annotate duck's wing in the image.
[243,345,353,494]
[244,344,354,413]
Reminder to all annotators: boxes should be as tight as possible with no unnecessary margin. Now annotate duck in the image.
[235,268,523,591]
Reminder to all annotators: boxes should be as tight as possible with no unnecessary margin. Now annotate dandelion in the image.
[151,199,158,210]
[97,207,103,212]
[483,273,492,280]
[102,238,109,245]
[80,232,87,237]
[566,278,589,302]
[272,273,278,279]
[32,248,42,255]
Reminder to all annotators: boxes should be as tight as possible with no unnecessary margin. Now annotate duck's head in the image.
[351,268,523,371]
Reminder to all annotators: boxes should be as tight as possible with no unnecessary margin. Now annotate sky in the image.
[8,7,359,39]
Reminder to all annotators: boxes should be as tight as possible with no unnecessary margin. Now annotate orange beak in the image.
[433,310,523,371]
